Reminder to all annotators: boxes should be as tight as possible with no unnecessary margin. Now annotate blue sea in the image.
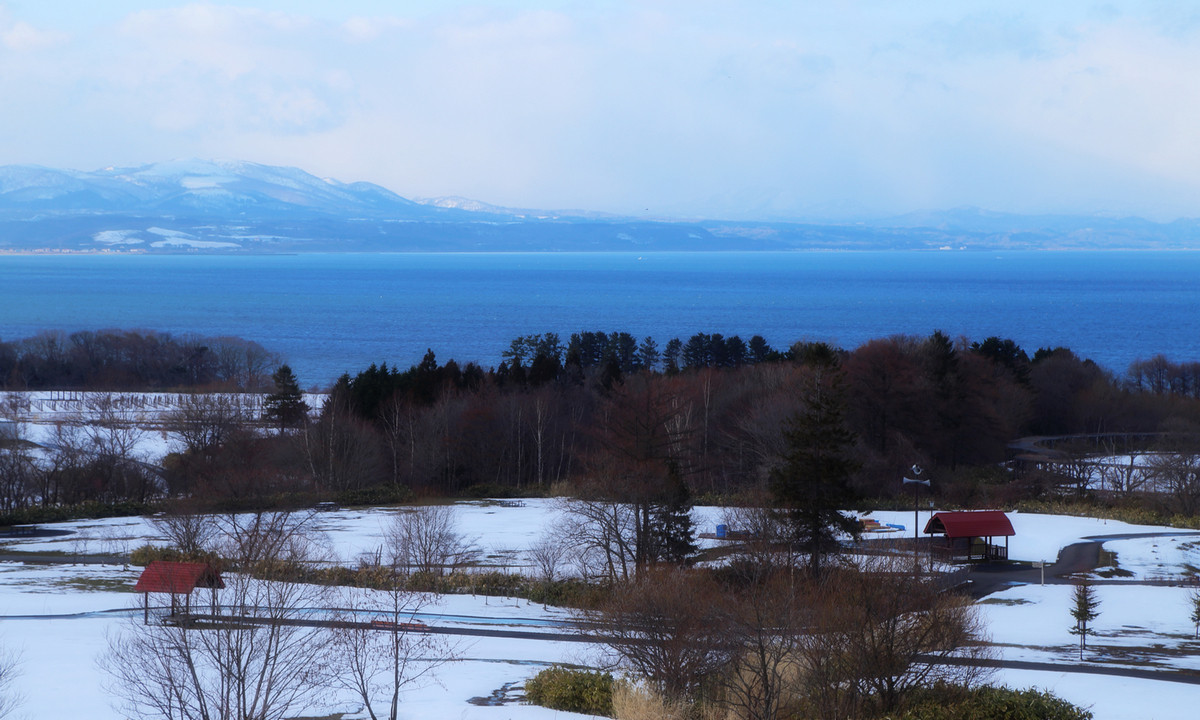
[1,251,1198,386]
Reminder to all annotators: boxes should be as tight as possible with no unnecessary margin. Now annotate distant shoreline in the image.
[5,246,1200,256]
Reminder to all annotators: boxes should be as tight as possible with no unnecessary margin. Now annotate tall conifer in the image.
[769,370,860,575]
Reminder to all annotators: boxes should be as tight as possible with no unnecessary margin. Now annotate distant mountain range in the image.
[1,160,1197,252]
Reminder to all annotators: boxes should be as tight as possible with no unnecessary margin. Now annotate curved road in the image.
[966,530,1200,598]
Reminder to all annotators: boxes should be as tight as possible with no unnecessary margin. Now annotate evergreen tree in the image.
[599,354,622,391]
[1190,587,1200,639]
[528,351,561,386]
[410,349,441,405]
[649,461,696,564]
[683,333,712,369]
[637,336,661,372]
[791,340,840,368]
[1069,579,1100,659]
[971,336,1031,383]
[663,338,683,374]
[724,335,749,367]
[748,335,772,363]
[264,364,308,429]
[768,370,860,575]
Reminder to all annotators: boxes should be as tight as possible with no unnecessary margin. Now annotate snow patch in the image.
[92,230,144,245]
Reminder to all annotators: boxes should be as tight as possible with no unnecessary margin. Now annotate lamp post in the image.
[902,465,930,573]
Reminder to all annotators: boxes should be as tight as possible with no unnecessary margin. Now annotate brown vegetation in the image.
[583,557,993,720]
[8,329,1200,520]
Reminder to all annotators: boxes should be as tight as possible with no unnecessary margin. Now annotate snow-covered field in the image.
[3,390,326,429]
[1,501,1198,719]
[862,508,1200,569]
[979,583,1200,670]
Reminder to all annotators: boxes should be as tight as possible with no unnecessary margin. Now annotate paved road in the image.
[0,551,128,565]
[172,609,1200,687]
[925,654,1200,686]
[965,531,1200,599]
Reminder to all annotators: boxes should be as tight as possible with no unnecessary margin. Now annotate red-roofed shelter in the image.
[923,511,1015,562]
[134,561,224,623]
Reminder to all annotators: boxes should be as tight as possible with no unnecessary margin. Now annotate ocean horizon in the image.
[2,249,1198,387]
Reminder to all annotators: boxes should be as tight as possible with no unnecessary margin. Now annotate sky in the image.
[3,1,1200,221]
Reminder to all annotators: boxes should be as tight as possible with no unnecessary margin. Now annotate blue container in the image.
[716,524,728,538]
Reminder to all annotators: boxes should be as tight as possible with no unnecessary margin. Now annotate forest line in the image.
[4,327,1200,521]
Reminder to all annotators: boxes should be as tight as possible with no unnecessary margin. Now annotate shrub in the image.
[611,680,700,720]
[524,578,604,608]
[0,500,150,527]
[524,666,614,716]
[888,685,1092,720]
[1013,499,1200,530]
[335,484,413,507]
[460,483,532,499]
[128,544,221,567]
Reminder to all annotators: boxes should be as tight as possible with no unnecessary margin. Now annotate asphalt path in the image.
[8,601,1200,688]
[168,610,1200,686]
[924,654,1200,686]
[167,611,603,644]
[965,530,1200,599]
[0,552,127,565]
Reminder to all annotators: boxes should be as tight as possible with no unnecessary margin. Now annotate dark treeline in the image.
[0,330,281,391]
[9,328,1200,516]
[189,329,1200,509]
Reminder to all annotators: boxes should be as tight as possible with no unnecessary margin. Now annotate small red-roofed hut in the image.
[133,561,224,623]
[923,511,1015,562]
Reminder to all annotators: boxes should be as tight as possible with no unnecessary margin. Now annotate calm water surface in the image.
[1,251,1197,386]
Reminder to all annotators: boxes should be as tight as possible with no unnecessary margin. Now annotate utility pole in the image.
[902,465,930,573]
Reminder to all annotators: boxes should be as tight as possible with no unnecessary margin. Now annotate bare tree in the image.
[83,393,157,503]
[1049,452,1097,499]
[0,395,36,513]
[105,511,333,720]
[720,572,806,720]
[0,645,21,720]
[587,568,738,702]
[804,556,993,715]
[165,393,251,457]
[39,421,89,505]
[379,397,424,489]
[330,583,455,720]
[302,396,385,493]
[1145,450,1200,516]
[105,576,332,720]
[207,337,280,391]
[723,503,801,576]
[385,505,476,576]
[152,509,218,556]
[85,392,148,460]
[528,533,569,584]
[213,509,324,570]
[554,497,637,582]
[1095,452,1145,496]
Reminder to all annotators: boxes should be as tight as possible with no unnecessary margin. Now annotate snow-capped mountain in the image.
[0,159,429,219]
[0,160,738,253]
[2,160,1195,253]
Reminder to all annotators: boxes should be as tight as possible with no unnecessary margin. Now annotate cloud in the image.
[0,8,67,51]
[4,2,1200,220]
[342,15,411,42]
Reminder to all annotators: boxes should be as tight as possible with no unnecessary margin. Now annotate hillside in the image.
[2,160,1199,252]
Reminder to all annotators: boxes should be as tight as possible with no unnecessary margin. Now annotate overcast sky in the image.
[3,1,1200,221]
